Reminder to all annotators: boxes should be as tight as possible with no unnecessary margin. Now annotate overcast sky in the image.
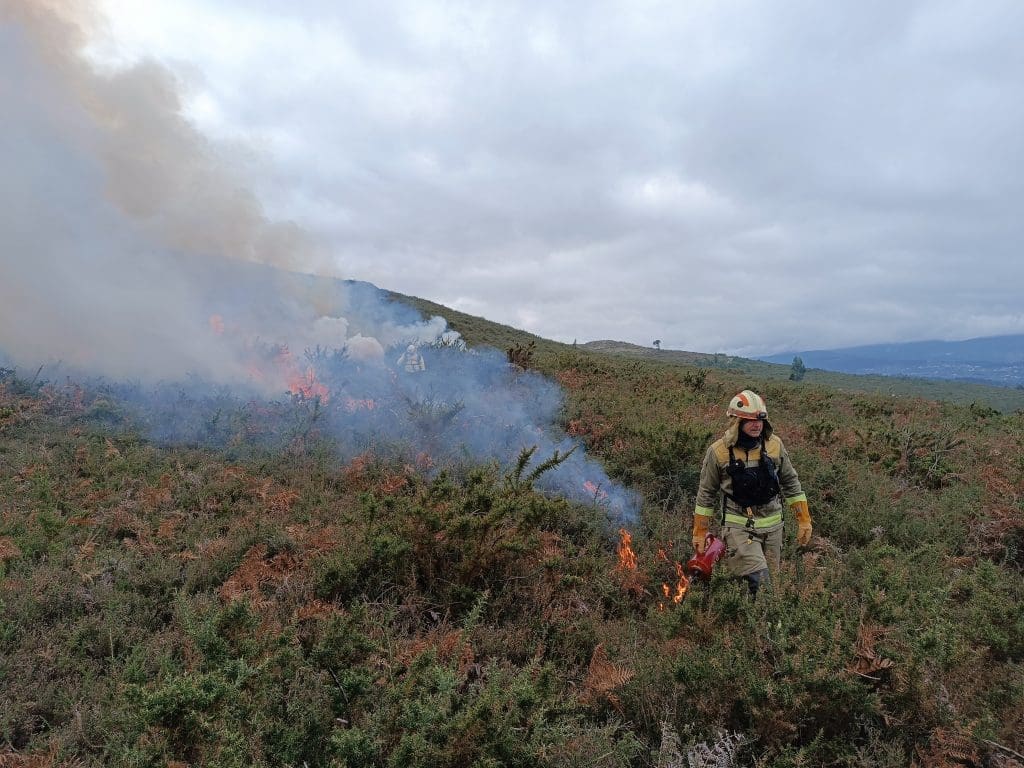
[13,0,1024,356]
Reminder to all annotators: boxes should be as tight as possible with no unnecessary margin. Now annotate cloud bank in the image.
[80,0,1024,355]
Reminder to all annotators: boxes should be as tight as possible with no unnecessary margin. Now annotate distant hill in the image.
[758,334,1024,388]
[581,340,775,372]
[576,339,1024,412]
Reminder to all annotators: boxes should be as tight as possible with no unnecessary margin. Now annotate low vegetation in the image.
[2,306,1023,766]
[579,339,1024,413]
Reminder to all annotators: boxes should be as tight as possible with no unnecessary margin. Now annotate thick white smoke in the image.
[0,0,639,520]
[1,0,329,381]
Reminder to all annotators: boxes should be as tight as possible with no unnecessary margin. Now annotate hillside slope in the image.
[387,291,569,357]
[2,296,1023,767]
[581,339,1024,413]
[387,297,1024,412]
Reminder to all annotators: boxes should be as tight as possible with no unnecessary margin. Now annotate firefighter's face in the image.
[740,418,764,437]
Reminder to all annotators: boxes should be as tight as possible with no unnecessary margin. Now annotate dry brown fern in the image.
[395,628,474,676]
[293,598,337,622]
[140,473,174,509]
[379,473,409,494]
[219,543,299,605]
[0,746,87,768]
[912,726,980,768]
[850,620,896,679]
[537,531,564,561]
[341,453,372,489]
[580,643,634,710]
[267,488,301,515]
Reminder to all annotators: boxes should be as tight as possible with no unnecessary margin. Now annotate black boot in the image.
[744,568,770,599]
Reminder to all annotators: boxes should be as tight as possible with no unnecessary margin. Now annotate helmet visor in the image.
[736,412,767,420]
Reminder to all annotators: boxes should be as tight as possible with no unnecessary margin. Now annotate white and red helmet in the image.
[726,389,768,420]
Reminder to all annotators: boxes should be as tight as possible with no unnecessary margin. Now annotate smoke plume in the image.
[0,0,639,520]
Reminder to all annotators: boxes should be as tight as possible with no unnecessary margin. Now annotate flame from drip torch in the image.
[655,540,689,610]
[669,561,689,603]
[616,528,638,571]
[617,529,690,609]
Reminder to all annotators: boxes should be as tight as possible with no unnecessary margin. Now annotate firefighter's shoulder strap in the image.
[711,435,781,466]
[718,436,781,526]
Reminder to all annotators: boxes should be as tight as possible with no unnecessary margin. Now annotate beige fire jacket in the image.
[693,419,806,531]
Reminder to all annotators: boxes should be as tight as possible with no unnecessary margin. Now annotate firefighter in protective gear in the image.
[691,389,811,597]
[397,344,426,373]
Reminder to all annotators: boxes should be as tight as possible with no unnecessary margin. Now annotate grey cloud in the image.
[73,0,1024,353]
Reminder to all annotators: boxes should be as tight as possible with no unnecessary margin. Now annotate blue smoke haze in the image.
[0,3,640,524]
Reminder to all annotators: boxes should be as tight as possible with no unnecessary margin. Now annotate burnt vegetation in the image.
[2,326,1024,767]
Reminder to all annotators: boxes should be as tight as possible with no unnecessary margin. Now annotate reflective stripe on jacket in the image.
[694,422,805,530]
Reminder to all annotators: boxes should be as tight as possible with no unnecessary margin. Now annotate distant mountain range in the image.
[758,334,1024,388]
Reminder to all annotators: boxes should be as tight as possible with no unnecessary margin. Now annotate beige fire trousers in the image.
[721,525,783,578]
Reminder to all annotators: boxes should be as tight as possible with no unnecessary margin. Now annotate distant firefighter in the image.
[397,343,426,373]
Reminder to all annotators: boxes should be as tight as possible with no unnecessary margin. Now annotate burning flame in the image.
[614,530,694,608]
[668,561,689,603]
[655,540,689,609]
[237,339,330,402]
[275,346,329,402]
[289,369,329,401]
[209,314,225,335]
[616,528,638,572]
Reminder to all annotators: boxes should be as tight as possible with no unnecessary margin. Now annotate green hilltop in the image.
[2,294,1023,766]
[579,340,1024,414]
[394,294,1024,412]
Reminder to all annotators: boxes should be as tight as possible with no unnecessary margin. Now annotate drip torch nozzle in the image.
[684,533,726,579]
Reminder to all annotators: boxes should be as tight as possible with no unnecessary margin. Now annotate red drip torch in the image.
[685,534,726,579]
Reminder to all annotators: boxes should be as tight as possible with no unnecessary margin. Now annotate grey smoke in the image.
[0,1,639,520]
[1,0,316,382]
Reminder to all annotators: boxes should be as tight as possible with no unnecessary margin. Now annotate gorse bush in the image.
[1,339,1023,766]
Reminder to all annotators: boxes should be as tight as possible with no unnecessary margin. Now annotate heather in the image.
[1,336,1022,767]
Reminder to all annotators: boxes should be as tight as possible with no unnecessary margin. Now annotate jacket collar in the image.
[723,417,774,448]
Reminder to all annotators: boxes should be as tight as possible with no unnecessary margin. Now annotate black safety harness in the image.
[722,437,781,529]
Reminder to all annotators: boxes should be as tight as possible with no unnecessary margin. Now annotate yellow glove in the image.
[692,514,709,554]
[790,499,812,546]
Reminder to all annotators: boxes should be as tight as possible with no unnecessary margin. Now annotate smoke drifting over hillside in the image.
[0,1,639,520]
[2,0,326,381]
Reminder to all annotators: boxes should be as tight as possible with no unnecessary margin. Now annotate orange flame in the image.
[275,346,329,402]
[209,314,225,335]
[289,369,329,401]
[661,561,689,605]
[616,528,638,571]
